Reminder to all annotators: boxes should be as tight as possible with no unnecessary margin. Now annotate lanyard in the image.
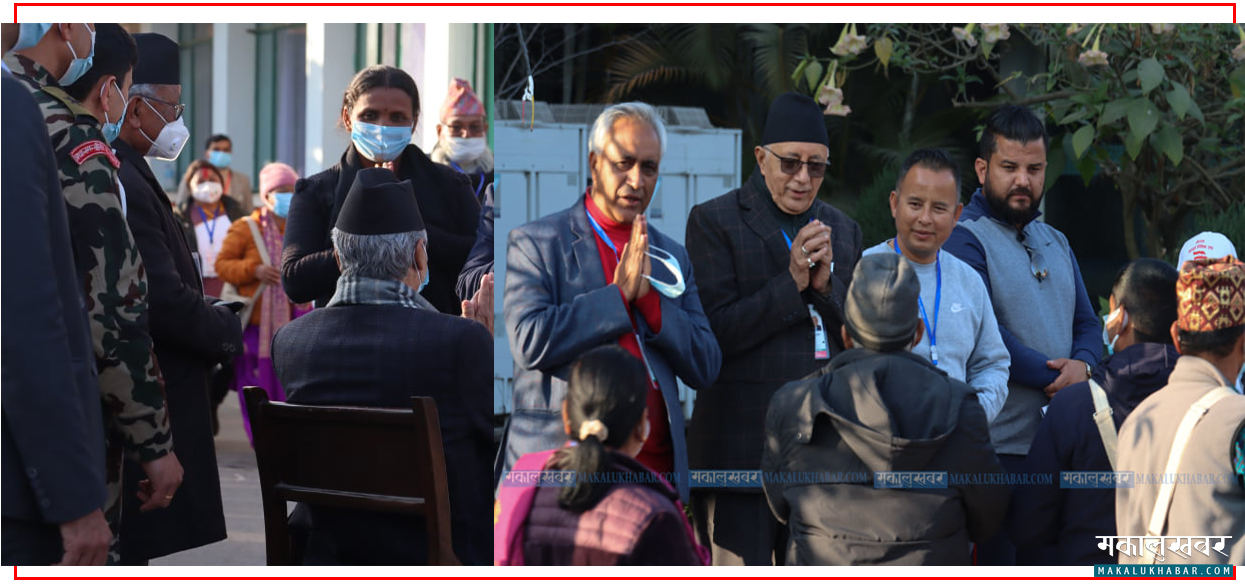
[585,207,660,388]
[450,161,485,201]
[585,208,621,260]
[893,239,941,364]
[196,205,223,245]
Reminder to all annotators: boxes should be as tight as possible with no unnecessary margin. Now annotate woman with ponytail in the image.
[494,346,708,566]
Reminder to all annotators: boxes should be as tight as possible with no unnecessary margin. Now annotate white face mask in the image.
[192,181,223,204]
[442,136,487,162]
[139,98,189,160]
[1102,307,1128,356]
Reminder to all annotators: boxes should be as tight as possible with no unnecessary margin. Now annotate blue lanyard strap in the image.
[197,205,222,244]
[585,208,621,260]
[892,238,940,351]
[450,161,485,200]
[782,229,794,250]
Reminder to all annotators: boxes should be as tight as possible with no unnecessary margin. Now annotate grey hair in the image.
[589,102,667,159]
[128,83,161,99]
[331,228,428,281]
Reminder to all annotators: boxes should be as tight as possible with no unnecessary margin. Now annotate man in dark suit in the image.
[112,33,242,565]
[273,168,493,565]
[684,92,863,565]
[456,183,493,303]
[1,24,110,565]
[498,102,722,505]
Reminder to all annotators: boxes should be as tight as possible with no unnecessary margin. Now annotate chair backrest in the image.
[243,386,458,565]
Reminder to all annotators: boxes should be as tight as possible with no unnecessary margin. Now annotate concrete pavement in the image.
[152,393,266,566]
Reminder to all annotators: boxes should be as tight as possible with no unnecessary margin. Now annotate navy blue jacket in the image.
[1010,342,1179,565]
[943,191,1101,390]
[456,184,493,302]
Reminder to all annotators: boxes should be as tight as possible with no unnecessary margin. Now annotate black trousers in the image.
[2,517,63,565]
[691,490,788,566]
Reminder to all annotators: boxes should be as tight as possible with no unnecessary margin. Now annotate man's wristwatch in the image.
[1085,361,1093,379]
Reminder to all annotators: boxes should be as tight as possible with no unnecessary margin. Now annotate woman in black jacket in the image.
[281,65,481,314]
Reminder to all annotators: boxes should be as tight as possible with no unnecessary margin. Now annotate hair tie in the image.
[578,419,608,442]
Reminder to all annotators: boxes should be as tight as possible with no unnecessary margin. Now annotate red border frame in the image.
[9,2,1240,22]
[5,9,1239,580]
[10,565,1241,580]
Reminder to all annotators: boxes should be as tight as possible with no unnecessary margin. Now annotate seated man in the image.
[761,253,1008,565]
[272,168,492,565]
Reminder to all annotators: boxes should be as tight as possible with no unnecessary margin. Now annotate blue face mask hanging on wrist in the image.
[350,121,412,163]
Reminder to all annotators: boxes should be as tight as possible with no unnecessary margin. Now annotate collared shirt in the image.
[326,274,436,311]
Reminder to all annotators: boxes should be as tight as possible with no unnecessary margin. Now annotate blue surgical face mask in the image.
[207,149,232,168]
[271,191,293,218]
[58,24,95,86]
[1102,307,1127,356]
[11,23,51,53]
[643,244,686,299]
[350,120,412,163]
[101,81,127,144]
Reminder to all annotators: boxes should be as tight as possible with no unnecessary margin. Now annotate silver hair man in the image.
[588,101,668,159]
[331,228,428,281]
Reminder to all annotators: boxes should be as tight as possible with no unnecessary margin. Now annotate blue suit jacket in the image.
[498,196,722,502]
[1,72,105,531]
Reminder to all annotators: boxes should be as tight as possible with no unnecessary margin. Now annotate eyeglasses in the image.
[762,146,828,178]
[1020,237,1049,282]
[607,157,660,178]
[141,95,186,121]
[445,122,486,137]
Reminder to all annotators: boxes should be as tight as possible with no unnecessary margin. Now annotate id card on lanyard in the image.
[782,228,831,361]
[586,209,662,388]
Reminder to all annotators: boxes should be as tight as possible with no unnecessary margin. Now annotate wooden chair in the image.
[243,386,459,565]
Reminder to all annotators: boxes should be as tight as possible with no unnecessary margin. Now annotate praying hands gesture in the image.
[788,220,833,294]
[461,272,494,336]
[614,215,652,303]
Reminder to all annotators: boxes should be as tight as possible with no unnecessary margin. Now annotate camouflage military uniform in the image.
[3,54,173,563]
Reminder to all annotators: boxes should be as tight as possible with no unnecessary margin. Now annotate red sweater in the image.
[584,196,673,476]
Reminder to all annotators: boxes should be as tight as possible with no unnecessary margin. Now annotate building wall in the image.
[131,23,490,198]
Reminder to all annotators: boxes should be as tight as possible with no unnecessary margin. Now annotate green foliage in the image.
[854,166,900,249]
[1169,202,1245,266]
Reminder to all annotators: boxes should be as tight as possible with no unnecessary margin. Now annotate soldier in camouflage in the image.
[5,24,183,563]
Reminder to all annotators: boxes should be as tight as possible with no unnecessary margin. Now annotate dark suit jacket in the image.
[281,144,480,314]
[498,196,722,503]
[456,184,493,302]
[273,303,493,566]
[684,174,862,473]
[113,138,241,561]
[1,72,106,534]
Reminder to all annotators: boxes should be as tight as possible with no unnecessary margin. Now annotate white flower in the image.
[982,23,1011,44]
[824,102,852,117]
[1149,24,1175,35]
[1078,49,1109,67]
[952,26,978,48]
[831,31,868,56]
[817,85,844,108]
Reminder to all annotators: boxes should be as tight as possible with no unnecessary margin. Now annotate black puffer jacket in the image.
[281,143,480,314]
[762,349,1009,565]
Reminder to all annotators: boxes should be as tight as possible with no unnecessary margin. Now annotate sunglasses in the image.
[1019,235,1049,282]
[762,146,828,178]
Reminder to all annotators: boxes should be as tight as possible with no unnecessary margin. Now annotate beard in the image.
[983,180,1041,227]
